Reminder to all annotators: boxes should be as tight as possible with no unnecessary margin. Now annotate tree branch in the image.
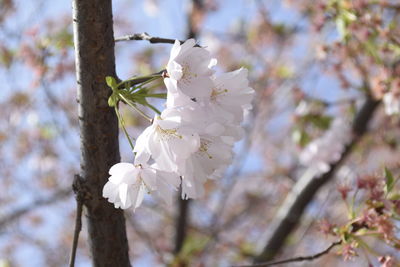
[69,200,82,267]
[0,188,71,230]
[254,96,379,263]
[174,196,191,254]
[115,32,201,47]
[69,195,82,267]
[115,32,183,44]
[236,240,341,267]
[68,175,86,267]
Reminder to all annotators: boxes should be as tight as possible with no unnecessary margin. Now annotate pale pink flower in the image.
[102,163,157,210]
[133,108,200,173]
[165,39,214,99]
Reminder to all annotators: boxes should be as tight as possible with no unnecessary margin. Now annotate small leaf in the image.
[384,167,395,193]
[108,94,118,107]
[292,128,310,147]
[342,10,356,22]
[308,114,332,129]
[105,76,117,89]
[389,193,400,201]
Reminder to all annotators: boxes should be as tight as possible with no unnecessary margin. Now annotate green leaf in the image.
[311,115,332,129]
[105,76,117,89]
[389,193,400,201]
[384,167,395,193]
[276,65,293,79]
[108,94,118,107]
[364,40,382,64]
[342,10,356,22]
[300,114,332,129]
[292,128,310,147]
[133,95,148,106]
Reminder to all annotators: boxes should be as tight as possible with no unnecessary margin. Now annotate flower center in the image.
[156,125,183,140]
[180,62,198,85]
[210,87,228,101]
[198,140,212,159]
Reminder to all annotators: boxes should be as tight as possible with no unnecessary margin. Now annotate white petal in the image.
[109,162,135,177]
[141,167,157,190]
[133,185,146,210]
[119,183,129,208]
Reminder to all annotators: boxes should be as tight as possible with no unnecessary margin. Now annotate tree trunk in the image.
[72,0,131,266]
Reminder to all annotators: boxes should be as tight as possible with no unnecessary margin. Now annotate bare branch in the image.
[115,32,201,47]
[68,198,82,267]
[235,240,341,267]
[0,187,71,230]
[115,32,183,44]
[174,196,190,254]
[69,175,84,267]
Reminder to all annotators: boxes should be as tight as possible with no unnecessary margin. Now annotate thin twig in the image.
[69,174,85,267]
[115,32,200,47]
[115,32,182,44]
[69,198,83,267]
[233,240,342,267]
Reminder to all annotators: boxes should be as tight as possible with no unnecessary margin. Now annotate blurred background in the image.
[0,0,399,266]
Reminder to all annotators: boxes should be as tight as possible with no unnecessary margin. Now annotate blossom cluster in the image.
[299,118,352,176]
[103,39,254,210]
[318,170,400,265]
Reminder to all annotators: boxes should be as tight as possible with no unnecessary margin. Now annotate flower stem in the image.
[146,102,161,115]
[117,71,164,89]
[143,93,167,99]
[114,106,135,152]
[118,93,153,122]
[133,77,160,90]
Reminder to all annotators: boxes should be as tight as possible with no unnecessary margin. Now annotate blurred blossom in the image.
[299,118,352,176]
[315,45,328,60]
[337,182,352,200]
[202,33,222,54]
[294,100,311,116]
[143,0,159,17]
[383,91,400,115]
[9,112,22,126]
[26,111,39,126]
[379,256,395,267]
[337,165,356,182]
[28,156,56,173]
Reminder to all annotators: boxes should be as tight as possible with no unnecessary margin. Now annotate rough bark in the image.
[254,97,379,263]
[72,0,131,266]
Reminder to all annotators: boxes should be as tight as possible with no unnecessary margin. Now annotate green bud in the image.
[105,76,118,90]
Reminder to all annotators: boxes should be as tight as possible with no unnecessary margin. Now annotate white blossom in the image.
[294,100,311,116]
[180,136,233,199]
[104,39,255,211]
[299,118,351,176]
[209,68,254,123]
[383,91,400,115]
[133,108,200,173]
[152,166,181,205]
[102,163,157,210]
[165,39,214,99]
